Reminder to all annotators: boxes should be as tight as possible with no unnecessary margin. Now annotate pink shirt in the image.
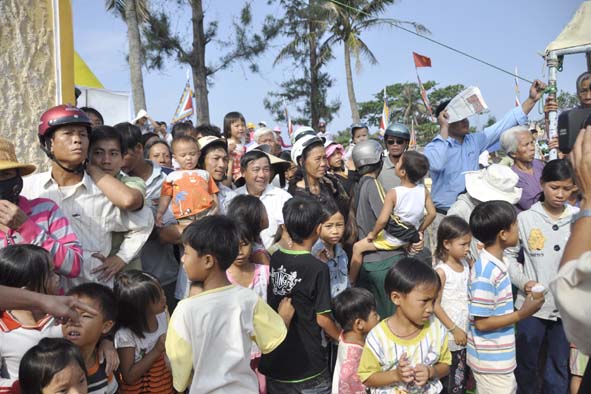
[332,336,366,394]
[226,264,270,301]
[0,196,82,278]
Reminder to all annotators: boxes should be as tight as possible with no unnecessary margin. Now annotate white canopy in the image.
[545,0,591,55]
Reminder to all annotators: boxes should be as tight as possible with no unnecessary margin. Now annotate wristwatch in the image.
[571,209,591,224]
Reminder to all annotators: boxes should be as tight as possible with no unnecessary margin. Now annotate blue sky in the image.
[72,0,586,136]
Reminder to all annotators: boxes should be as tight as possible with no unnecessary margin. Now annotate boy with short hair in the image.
[62,283,118,394]
[166,215,292,393]
[332,288,380,394]
[156,135,219,227]
[259,197,341,393]
[468,201,545,394]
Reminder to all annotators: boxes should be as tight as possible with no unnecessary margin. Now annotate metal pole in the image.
[547,51,559,161]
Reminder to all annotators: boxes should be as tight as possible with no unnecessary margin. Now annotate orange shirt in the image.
[161,169,219,219]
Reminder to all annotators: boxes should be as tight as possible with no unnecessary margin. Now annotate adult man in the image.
[351,139,405,317]
[0,138,82,279]
[377,123,411,191]
[424,80,546,249]
[115,122,179,307]
[235,150,292,249]
[22,105,153,288]
[197,136,236,213]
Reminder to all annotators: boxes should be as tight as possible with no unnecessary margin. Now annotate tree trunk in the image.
[308,4,319,129]
[344,44,360,123]
[190,0,210,124]
[587,52,591,72]
[125,0,147,113]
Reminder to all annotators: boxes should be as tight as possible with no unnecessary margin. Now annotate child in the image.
[352,151,436,267]
[259,197,341,392]
[332,288,380,394]
[227,195,270,266]
[0,245,62,391]
[226,222,270,394]
[312,201,350,298]
[156,135,219,227]
[114,270,173,394]
[433,215,472,394]
[166,215,292,393]
[223,111,247,181]
[19,337,88,394]
[62,283,118,394]
[358,257,450,393]
[507,159,577,393]
[468,200,545,394]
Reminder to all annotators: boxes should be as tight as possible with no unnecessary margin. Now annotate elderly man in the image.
[253,127,277,146]
[0,138,82,279]
[235,150,292,249]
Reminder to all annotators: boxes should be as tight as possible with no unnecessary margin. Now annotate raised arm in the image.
[87,165,144,211]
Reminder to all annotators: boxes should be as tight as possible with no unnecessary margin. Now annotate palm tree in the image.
[322,0,428,123]
[105,0,149,113]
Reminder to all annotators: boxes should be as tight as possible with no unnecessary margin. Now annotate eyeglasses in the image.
[386,138,406,145]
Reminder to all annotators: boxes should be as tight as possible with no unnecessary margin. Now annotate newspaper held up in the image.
[445,86,489,123]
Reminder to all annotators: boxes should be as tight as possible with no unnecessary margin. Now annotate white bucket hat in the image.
[465,164,522,204]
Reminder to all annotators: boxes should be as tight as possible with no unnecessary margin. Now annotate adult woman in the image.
[508,159,577,394]
[288,133,349,218]
[501,125,546,212]
[145,140,173,169]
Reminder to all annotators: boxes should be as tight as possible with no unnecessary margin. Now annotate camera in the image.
[558,108,591,153]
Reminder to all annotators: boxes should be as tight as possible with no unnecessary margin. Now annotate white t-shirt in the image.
[114,312,168,362]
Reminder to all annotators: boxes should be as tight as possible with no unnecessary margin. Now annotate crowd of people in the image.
[0,71,590,394]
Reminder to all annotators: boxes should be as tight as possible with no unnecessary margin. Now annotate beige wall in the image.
[0,1,55,171]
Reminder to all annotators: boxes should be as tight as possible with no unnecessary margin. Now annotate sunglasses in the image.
[386,138,406,145]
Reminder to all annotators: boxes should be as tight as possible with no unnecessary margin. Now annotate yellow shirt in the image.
[358,317,451,394]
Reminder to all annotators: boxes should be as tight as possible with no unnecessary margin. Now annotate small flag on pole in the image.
[410,118,417,150]
[284,107,293,138]
[379,87,389,132]
[514,66,521,107]
[171,80,194,124]
[413,52,432,68]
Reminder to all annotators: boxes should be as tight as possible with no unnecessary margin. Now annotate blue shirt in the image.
[311,240,350,298]
[424,106,528,209]
[467,250,516,374]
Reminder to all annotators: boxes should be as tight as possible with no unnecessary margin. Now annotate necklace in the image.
[388,319,421,338]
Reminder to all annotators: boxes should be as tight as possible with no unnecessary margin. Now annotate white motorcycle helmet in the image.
[291,134,324,166]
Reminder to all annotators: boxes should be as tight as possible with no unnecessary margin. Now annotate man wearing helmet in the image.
[21,105,153,289]
[377,123,410,191]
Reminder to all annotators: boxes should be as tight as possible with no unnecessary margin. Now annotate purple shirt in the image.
[512,159,544,213]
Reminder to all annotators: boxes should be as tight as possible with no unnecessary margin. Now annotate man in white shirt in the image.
[22,105,153,289]
[235,150,292,249]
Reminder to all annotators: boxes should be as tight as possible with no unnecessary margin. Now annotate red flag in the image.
[413,52,432,68]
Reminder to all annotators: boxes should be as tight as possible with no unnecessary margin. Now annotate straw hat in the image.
[465,164,522,204]
[0,139,36,176]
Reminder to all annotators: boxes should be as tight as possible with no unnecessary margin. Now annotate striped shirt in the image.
[0,196,82,278]
[467,249,516,373]
[358,317,451,394]
[87,355,118,394]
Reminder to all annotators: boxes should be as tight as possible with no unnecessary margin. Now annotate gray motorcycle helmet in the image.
[384,123,411,140]
[352,139,384,168]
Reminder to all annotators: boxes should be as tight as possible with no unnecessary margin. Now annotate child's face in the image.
[233,240,253,267]
[181,244,210,282]
[42,361,87,394]
[352,128,369,144]
[230,120,246,140]
[62,296,113,350]
[90,139,123,176]
[392,283,438,326]
[541,179,575,211]
[361,309,380,335]
[173,141,200,170]
[320,212,345,246]
[501,221,519,248]
[149,285,167,316]
[444,233,472,261]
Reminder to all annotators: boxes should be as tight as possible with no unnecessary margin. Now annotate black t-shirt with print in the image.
[259,248,332,381]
